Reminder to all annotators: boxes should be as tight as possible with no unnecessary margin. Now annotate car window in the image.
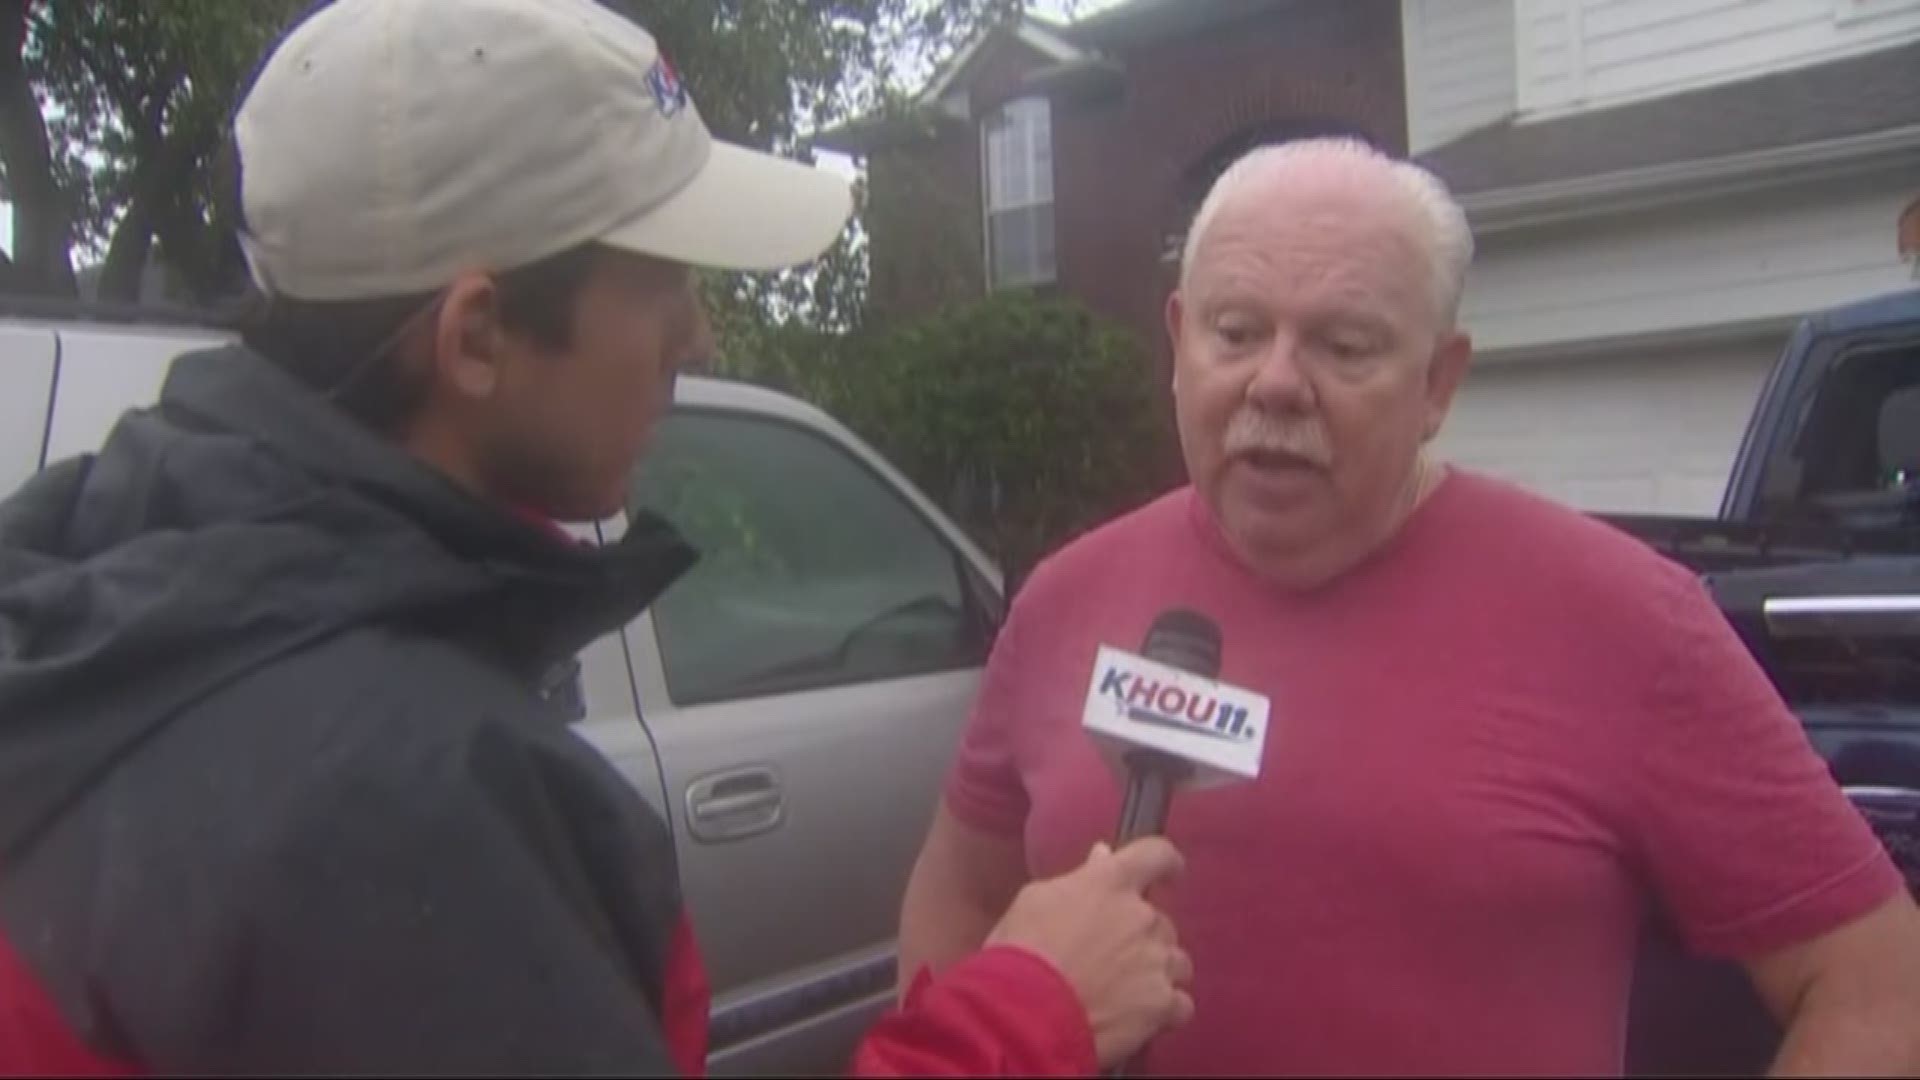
[1773,341,1920,526]
[629,408,988,707]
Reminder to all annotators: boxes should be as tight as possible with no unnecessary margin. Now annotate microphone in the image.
[1118,610,1219,841]
[1084,609,1267,842]
[1081,609,1269,1074]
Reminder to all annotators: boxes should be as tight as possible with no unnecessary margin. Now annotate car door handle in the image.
[694,789,781,820]
[686,767,784,844]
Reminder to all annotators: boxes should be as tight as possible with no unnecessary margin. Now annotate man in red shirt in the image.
[898,138,1920,1075]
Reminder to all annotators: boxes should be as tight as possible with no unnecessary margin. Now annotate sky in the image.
[1033,0,1130,20]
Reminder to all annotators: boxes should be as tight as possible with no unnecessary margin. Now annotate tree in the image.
[0,0,1026,307]
[0,0,305,302]
[722,292,1180,583]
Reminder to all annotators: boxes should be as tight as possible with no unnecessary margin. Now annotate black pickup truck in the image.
[1620,285,1920,1075]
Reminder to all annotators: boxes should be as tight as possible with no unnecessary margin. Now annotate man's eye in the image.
[1324,333,1379,360]
[1214,319,1261,348]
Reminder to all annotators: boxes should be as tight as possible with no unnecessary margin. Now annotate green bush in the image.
[717,292,1180,586]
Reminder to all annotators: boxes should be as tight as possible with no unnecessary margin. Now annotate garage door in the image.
[1433,339,1780,515]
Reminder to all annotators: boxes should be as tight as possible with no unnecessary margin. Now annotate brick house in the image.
[817,0,1407,372]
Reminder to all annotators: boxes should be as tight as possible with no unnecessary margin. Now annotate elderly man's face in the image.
[1167,174,1471,589]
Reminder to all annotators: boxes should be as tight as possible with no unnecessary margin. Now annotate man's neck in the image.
[399,424,576,546]
[1217,456,1450,593]
[1398,455,1447,525]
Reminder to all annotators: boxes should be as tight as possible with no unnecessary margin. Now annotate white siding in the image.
[1515,0,1585,114]
[1403,0,1519,152]
[1459,168,1917,356]
[1436,339,1779,513]
[1516,0,1920,116]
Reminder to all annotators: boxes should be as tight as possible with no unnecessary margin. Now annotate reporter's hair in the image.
[227,245,610,435]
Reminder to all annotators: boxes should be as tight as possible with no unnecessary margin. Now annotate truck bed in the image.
[1600,512,1919,574]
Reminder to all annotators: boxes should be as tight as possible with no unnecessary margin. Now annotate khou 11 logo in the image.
[1081,645,1271,785]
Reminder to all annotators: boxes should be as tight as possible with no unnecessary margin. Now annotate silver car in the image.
[0,310,1005,1076]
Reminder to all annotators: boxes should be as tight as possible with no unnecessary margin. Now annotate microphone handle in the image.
[1109,752,1190,1077]
[1115,750,1185,843]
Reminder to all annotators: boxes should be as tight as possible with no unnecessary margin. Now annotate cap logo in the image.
[648,56,689,118]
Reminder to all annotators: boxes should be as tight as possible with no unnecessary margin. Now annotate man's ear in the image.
[432,272,505,401]
[1422,329,1473,442]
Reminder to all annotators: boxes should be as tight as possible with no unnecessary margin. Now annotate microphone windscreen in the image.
[1141,609,1222,679]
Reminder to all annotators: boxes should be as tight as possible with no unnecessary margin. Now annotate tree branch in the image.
[0,0,76,295]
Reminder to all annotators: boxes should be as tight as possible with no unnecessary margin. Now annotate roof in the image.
[1419,39,1920,197]
[920,18,1087,104]
[1062,0,1306,50]
[815,0,1304,153]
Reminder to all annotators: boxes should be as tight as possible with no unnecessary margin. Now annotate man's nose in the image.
[1245,336,1314,410]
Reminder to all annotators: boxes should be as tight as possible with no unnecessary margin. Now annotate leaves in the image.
[1,0,1026,306]
[722,291,1179,583]
[1,0,305,299]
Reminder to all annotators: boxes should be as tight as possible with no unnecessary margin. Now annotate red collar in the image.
[505,503,577,546]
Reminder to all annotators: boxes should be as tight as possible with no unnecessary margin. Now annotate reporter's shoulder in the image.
[1008,487,1194,618]
[133,625,591,842]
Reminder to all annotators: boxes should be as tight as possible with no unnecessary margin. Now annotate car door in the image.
[614,396,1001,1074]
[0,323,58,498]
[567,606,675,824]
[40,323,230,465]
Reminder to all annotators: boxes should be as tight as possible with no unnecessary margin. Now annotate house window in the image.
[982,96,1055,288]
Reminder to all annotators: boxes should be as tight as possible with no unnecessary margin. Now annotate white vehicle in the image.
[0,302,1005,1076]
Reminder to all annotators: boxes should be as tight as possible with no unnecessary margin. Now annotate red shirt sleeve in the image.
[942,598,1037,837]
[660,912,711,1075]
[1627,570,1905,960]
[848,946,1097,1077]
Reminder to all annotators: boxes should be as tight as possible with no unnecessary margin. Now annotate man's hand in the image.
[984,838,1194,1066]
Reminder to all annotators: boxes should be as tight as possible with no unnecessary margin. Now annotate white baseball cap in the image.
[233,0,854,301]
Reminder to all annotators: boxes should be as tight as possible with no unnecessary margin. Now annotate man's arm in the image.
[1746,893,1920,1076]
[900,576,1046,993]
[898,805,1030,993]
[1624,567,1917,1077]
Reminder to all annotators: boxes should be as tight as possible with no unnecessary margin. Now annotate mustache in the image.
[1222,409,1333,467]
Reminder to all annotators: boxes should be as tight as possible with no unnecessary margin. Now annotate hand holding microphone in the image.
[1082,609,1270,1074]
[986,838,1195,1067]
[969,608,1269,1072]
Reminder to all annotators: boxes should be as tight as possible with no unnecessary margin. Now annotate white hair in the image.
[1178,138,1475,327]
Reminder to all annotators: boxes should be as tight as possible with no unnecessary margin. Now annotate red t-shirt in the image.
[945,469,1902,1076]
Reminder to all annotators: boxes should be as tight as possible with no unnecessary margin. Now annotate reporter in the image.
[0,0,1191,1074]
